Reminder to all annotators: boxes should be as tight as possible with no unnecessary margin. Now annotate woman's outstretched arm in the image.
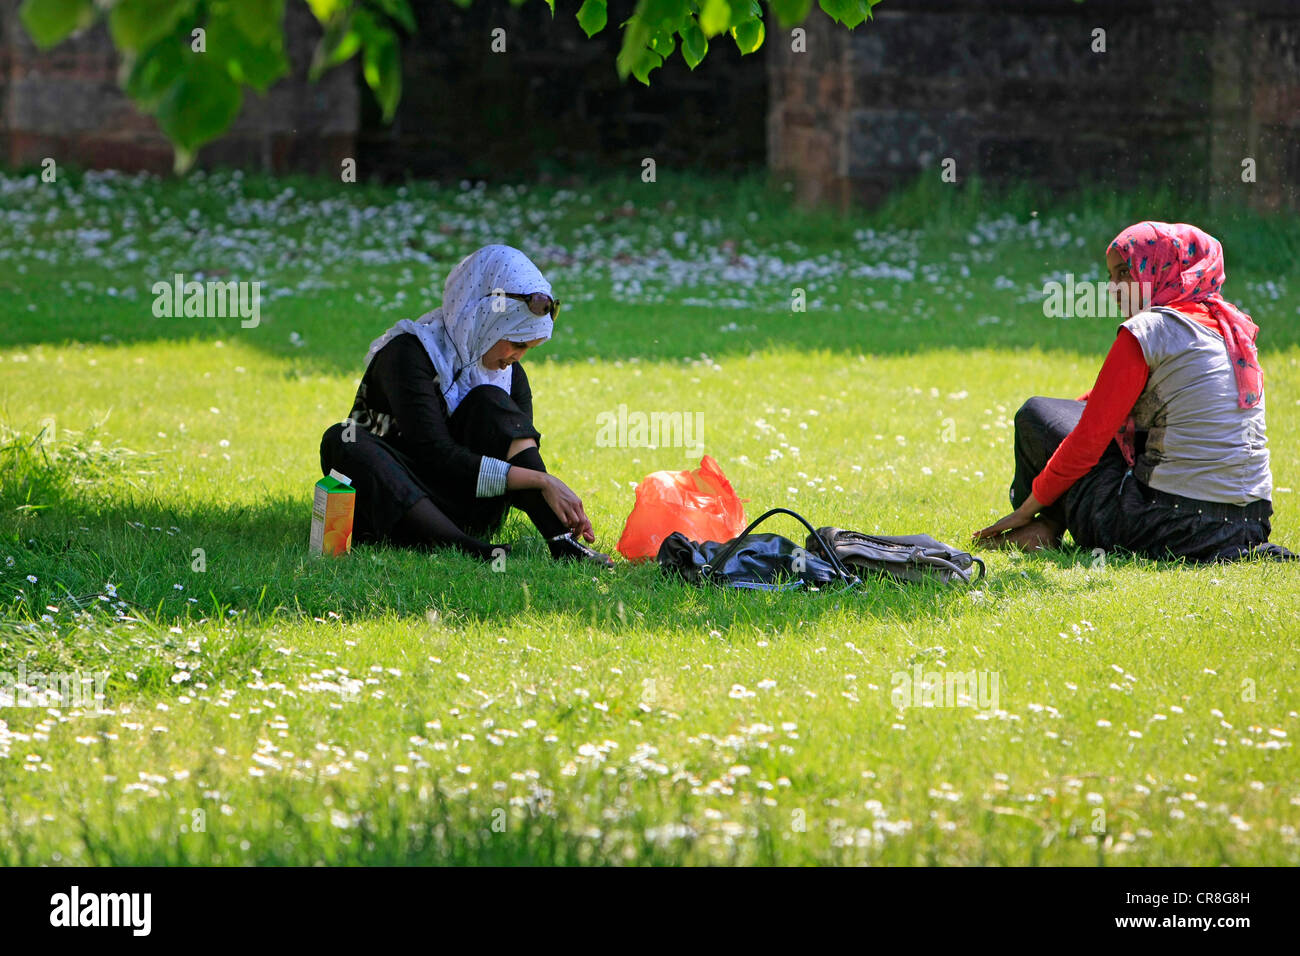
[1031,328,1148,507]
[974,328,1148,541]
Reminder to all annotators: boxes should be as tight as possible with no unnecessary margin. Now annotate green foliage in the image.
[768,0,812,28]
[613,0,882,86]
[731,16,765,55]
[154,49,244,173]
[107,0,189,52]
[698,0,732,36]
[17,0,877,168]
[206,7,290,92]
[358,11,402,120]
[680,18,708,69]
[817,0,876,29]
[20,0,413,172]
[576,0,608,37]
[16,0,94,48]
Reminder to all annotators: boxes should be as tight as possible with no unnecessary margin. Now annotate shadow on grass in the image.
[0,477,1123,640]
[7,285,1300,384]
[5,170,1300,375]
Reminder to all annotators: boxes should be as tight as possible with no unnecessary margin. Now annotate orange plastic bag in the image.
[616,455,747,562]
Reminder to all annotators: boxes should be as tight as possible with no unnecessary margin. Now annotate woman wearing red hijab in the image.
[974,221,1292,562]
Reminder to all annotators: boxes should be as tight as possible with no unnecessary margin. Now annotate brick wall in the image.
[768,0,1300,211]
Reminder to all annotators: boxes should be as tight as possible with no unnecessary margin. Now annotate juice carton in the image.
[311,469,355,556]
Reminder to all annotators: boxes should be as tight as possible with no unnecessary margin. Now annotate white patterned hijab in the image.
[363,244,554,414]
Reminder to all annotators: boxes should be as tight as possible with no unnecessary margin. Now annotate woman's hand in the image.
[972,495,1042,543]
[542,474,595,542]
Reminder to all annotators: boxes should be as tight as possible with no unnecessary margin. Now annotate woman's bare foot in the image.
[976,518,1063,551]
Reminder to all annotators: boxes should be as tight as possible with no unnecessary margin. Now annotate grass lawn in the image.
[1,168,1298,865]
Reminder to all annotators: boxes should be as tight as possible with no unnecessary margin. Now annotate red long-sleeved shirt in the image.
[1032,304,1223,507]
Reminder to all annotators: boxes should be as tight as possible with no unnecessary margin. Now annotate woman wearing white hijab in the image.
[320,245,612,566]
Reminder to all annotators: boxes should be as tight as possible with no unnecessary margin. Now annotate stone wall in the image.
[768,0,1300,211]
[0,0,357,175]
[7,0,1295,207]
[0,0,767,181]
[355,0,767,182]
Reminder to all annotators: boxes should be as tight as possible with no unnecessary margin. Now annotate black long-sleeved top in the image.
[347,334,532,498]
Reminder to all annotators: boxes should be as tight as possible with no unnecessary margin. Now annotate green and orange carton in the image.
[311,469,355,556]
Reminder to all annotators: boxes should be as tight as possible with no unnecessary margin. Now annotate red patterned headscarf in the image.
[1108,221,1262,408]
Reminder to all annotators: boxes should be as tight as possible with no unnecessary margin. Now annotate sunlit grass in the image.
[1,169,1298,865]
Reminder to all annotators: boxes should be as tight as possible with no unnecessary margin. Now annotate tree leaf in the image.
[304,0,349,22]
[309,9,363,81]
[229,0,285,43]
[680,18,707,69]
[108,0,193,53]
[615,16,664,85]
[631,48,664,85]
[370,0,417,32]
[18,0,96,49]
[361,24,402,121]
[637,0,683,30]
[819,0,867,29]
[576,0,607,38]
[841,0,869,28]
[155,54,244,172]
[120,28,188,110]
[817,0,844,24]
[730,17,764,54]
[697,0,730,36]
[616,14,649,75]
[206,6,289,93]
[768,0,811,29]
[649,29,675,59]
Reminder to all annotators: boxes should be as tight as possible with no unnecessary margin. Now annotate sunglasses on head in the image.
[492,290,561,321]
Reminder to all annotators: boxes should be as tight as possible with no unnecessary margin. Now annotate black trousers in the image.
[319,385,542,544]
[1010,397,1274,562]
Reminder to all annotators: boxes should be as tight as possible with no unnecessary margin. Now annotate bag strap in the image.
[702,507,859,587]
[917,552,986,582]
[885,539,984,581]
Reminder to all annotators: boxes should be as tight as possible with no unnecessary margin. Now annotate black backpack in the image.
[804,527,985,586]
